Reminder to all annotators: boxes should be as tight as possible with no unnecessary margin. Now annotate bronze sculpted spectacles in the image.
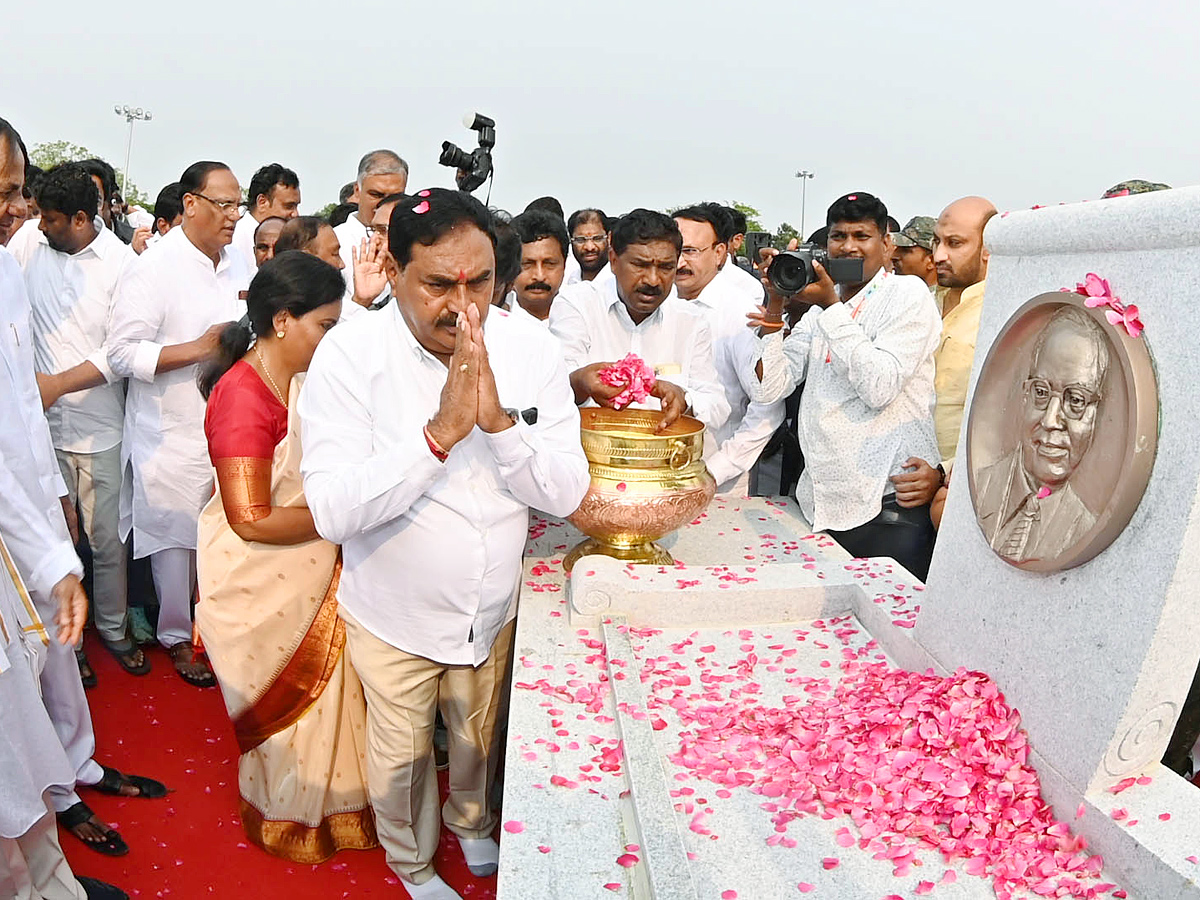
[1023,378,1100,421]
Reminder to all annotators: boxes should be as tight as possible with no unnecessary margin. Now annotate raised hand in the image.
[352,235,389,306]
[426,308,481,452]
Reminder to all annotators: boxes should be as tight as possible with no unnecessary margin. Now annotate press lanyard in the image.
[825,272,886,364]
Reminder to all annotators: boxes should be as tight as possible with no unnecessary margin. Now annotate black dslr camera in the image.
[439,112,495,193]
[768,244,864,295]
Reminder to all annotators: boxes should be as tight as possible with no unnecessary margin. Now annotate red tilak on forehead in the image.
[457,269,468,283]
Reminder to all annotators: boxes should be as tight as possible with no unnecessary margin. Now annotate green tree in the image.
[773,221,800,250]
[313,202,339,220]
[29,140,152,209]
[730,202,764,233]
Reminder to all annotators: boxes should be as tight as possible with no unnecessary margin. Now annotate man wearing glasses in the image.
[107,161,250,688]
[334,150,408,311]
[672,205,783,493]
[975,306,1108,565]
[564,208,608,286]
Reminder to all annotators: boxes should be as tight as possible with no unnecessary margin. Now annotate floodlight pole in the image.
[795,170,814,239]
[113,105,152,199]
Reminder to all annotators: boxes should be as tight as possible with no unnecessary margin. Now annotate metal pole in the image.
[121,120,134,198]
[795,170,814,240]
[112,106,152,202]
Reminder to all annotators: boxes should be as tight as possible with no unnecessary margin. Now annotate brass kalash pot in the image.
[563,408,717,572]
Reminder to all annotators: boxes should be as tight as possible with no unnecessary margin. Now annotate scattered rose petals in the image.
[603,883,620,891]
[538,845,551,854]
[616,853,639,868]
[502,820,524,833]
[1159,813,1171,821]
[821,858,839,870]
[721,892,738,899]
[797,884,814,893]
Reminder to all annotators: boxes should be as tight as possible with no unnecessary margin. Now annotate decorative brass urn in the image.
[563,408,717,572]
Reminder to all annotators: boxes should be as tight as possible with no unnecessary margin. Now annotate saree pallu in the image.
[196,375,376,862]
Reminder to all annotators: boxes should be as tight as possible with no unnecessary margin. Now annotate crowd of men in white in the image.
[0,113,1005,900]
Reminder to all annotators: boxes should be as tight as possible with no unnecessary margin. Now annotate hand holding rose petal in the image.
[596,354,656,409]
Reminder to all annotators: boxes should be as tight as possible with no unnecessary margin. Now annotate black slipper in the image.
[100,639,151,676]
[168,641,216,688]
[76,648,98,689]
[92,765,169,799]
[57,802,129,857]
[77,876,130,900]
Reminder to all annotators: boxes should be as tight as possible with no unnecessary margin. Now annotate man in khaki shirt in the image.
[889,196,996,525]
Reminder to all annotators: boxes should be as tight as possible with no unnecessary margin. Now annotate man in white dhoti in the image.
[107,160,252,687]
[300,188,589,900]
[0,115,129,900]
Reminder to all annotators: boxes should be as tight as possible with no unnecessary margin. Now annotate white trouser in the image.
[39,640,103,813]
[56,446,128,645]
[0,809,87,900]
[150,548,195,648]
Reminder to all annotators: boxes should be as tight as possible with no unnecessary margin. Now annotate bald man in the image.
[890,196,996,520]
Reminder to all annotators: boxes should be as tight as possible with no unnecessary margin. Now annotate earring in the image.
[276,331,285,339]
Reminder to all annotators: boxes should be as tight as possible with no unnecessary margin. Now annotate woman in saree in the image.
[195,250,377,862]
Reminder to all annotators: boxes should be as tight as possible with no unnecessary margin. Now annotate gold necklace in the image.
[253,345,287,404]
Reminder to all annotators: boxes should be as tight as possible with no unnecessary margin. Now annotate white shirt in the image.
[716,259,766,308]
[107,226,251,553]
[333,214,386,315]
[12,224,134,453]
[0,247,81,606]
[550,277,730,433]
[686,273,784,490]
[300,302,589,666]
[563,251,582,286]
[229,211,260,270]
[126,206,154,231]
[502,291,552,328]
[752,267,942,532]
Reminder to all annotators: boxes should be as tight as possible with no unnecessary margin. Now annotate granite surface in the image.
[497,498,1138,899]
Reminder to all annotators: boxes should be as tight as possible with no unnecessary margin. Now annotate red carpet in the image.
[63,634,498,899]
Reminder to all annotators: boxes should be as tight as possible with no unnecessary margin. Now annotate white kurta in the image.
[12,224,133,454]
[229,211,260,270]
[686,271,784,490]
[549,278,730,433]
[107,226,251,555]
[300,304,589,667]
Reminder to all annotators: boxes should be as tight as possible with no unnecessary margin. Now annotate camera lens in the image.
[768,251,813,295]
[439,142,472,170]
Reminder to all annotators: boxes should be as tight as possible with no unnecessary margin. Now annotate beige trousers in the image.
[0,810,86,900]
[341,610,513,885]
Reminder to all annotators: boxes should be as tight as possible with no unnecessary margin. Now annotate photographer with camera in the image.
[748,192,942,579]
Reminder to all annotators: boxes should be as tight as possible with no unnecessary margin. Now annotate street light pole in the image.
[794,170,814,239]
[113,105,152,199]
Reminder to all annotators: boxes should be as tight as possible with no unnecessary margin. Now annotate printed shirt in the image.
[751,267,942,532]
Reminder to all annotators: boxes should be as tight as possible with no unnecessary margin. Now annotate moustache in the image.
[677,268,694,277]
[527,282,553,292]
[434,313,458,327]
[635,287,663,300]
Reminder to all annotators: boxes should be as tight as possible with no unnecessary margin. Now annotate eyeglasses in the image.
[571,234,607,246]
[1023,378,1100,420]
[680,242,718,259]
[365,223,389,237]
[189,192,243,216]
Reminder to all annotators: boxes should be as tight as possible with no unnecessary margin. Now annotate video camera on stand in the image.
[438,112,495,193]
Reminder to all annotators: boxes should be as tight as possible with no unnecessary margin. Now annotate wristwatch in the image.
[936,463,947,487]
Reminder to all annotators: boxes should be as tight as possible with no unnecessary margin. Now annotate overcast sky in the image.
[6,0,1197,236]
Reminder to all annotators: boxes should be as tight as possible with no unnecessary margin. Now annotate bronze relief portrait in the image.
[966,292,1158,572]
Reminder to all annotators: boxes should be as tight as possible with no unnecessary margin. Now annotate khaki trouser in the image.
[341,610,513,885]
[0,810,87,900]
[56,446,127,645]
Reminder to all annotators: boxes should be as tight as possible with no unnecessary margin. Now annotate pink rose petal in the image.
[502,820,524,833]
[821,857,839,870]
[616,853,639,868]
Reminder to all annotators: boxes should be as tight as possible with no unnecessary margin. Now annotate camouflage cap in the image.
[1102,179,1171,199]
[890,215,936,250]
